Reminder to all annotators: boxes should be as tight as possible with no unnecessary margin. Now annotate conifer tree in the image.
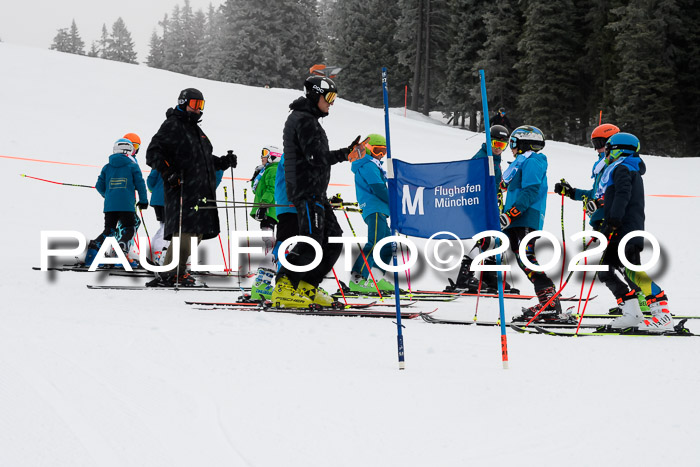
[50,28,71,53]
[105,17,138,64]
[195,5,224,79]
[98,24,110,59]
[515,0,580,141]
[147,31,165,69]
[68,20,85,55]
[606,0,679,155]
[325,0,411,107]
[87,41,100,58]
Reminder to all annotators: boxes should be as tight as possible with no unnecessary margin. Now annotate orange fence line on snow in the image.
[3,154,351,187]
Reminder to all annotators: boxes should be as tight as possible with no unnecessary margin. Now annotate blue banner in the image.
[388,158,499,239]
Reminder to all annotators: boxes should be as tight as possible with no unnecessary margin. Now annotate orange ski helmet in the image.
[590,124,619,150]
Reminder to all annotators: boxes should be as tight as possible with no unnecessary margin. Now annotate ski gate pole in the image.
[138,208,153,263]
[20,174,94,188]
[224,186,232,275]
[244,188,251,275]
[383,67,406,370]
[480,68,509,369]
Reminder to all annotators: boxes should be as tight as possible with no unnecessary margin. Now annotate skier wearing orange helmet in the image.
[553,123,620,230]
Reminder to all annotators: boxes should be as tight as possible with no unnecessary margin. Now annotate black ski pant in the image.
[277,198,343,288]
[93,211,136,247]
[505,227,554,293]
[599,238,642,301]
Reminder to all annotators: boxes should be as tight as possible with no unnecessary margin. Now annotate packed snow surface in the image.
[1,44,699,466]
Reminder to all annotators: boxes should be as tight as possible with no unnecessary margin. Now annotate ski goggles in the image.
[324,92,337,104]
[592,137,607,150]
[132,143,140,154]
[262,148,282,159]
[187,99,205,111]
[492,140,508,150]
[368,144,387,157]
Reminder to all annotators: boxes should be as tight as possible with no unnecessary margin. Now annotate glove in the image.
[329,194,343,205]
[554,180,576,200]
[254,207,267,221]
[476,236,494,251]
[601,217,622,239]
[497,189,503,208]
[225,150,238,169]
[499,206,521,229]
[347,136,369,162]
[164,170,180,187]
[586,198,603,214]
[138,202,148,210]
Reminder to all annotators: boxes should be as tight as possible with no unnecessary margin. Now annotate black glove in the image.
[329,194,343,205]
[347,135,361,152]
[225,150,238,169]
[554,180,576,200]
[602,218,622,239]
[164,170,180,187]
[254,207,267,221]
[476,236,494,251]
[138,202,148,210]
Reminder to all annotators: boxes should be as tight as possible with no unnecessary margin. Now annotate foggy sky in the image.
[1,0,221,62]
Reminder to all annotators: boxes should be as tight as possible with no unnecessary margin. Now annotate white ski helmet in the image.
[113,138,134,155]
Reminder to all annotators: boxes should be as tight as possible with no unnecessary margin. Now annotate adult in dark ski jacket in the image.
[145,88,237,285]
[491,108,513,133]
[271,76,366,308]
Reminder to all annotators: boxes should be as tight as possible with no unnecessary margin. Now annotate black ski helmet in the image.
[509,125,545,153]
[304,76,338,103]
[490,125,509,142]
[178,88,204,107]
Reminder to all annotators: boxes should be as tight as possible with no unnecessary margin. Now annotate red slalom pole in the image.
[217,234,229,272]
[331,268,347,306]
[20,173,94,188]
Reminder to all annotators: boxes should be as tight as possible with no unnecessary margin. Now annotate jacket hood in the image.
[109,153,133,167]
[289,96,326,118]
[621,155,646,176]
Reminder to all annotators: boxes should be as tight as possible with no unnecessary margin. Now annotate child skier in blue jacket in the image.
[501,126,570,324]
[85,138,148,267]
[348,133,393,293]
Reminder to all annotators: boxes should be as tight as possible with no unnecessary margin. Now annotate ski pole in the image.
[341,208,383,299]
[20,174,94,188]
[223,186,232,275]
[243,188,251,275]
[473,271,485,322]
[524,236,604,326]
[331,267,348,306]
[577,198,589,314]
[217,234,229,272]
[197,197,295,207]
[229,159,241,289]
[138,208,153,263]
[559,179,566,289]
[175,170,184,289]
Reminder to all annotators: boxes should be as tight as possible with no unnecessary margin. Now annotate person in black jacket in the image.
[145,88,237,286]
[491,108,513,133]
[597,132,673,332]
[271,76,366,308]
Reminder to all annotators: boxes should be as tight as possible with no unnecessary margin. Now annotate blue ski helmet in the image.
[605,132,640,163]
[509,125,545,153]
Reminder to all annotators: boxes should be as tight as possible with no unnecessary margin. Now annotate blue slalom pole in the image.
[479,69,509,369]
[382,67,406,370]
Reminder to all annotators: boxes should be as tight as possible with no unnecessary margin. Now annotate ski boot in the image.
[84,240,101,267]
[298,280,334,307]
[608,291,644,329]
[250,267,275,301]
[118,241,139,269]
[348,273,376,294]
[444,255,479,292]
[513,286,571,324]
[637,292,674,333]
[271,275,314,308]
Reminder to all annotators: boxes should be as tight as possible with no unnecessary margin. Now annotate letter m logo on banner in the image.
[388,158,500,239]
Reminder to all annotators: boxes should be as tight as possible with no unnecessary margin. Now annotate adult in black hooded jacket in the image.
[146,88,236,284]
[275,77,364,301]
